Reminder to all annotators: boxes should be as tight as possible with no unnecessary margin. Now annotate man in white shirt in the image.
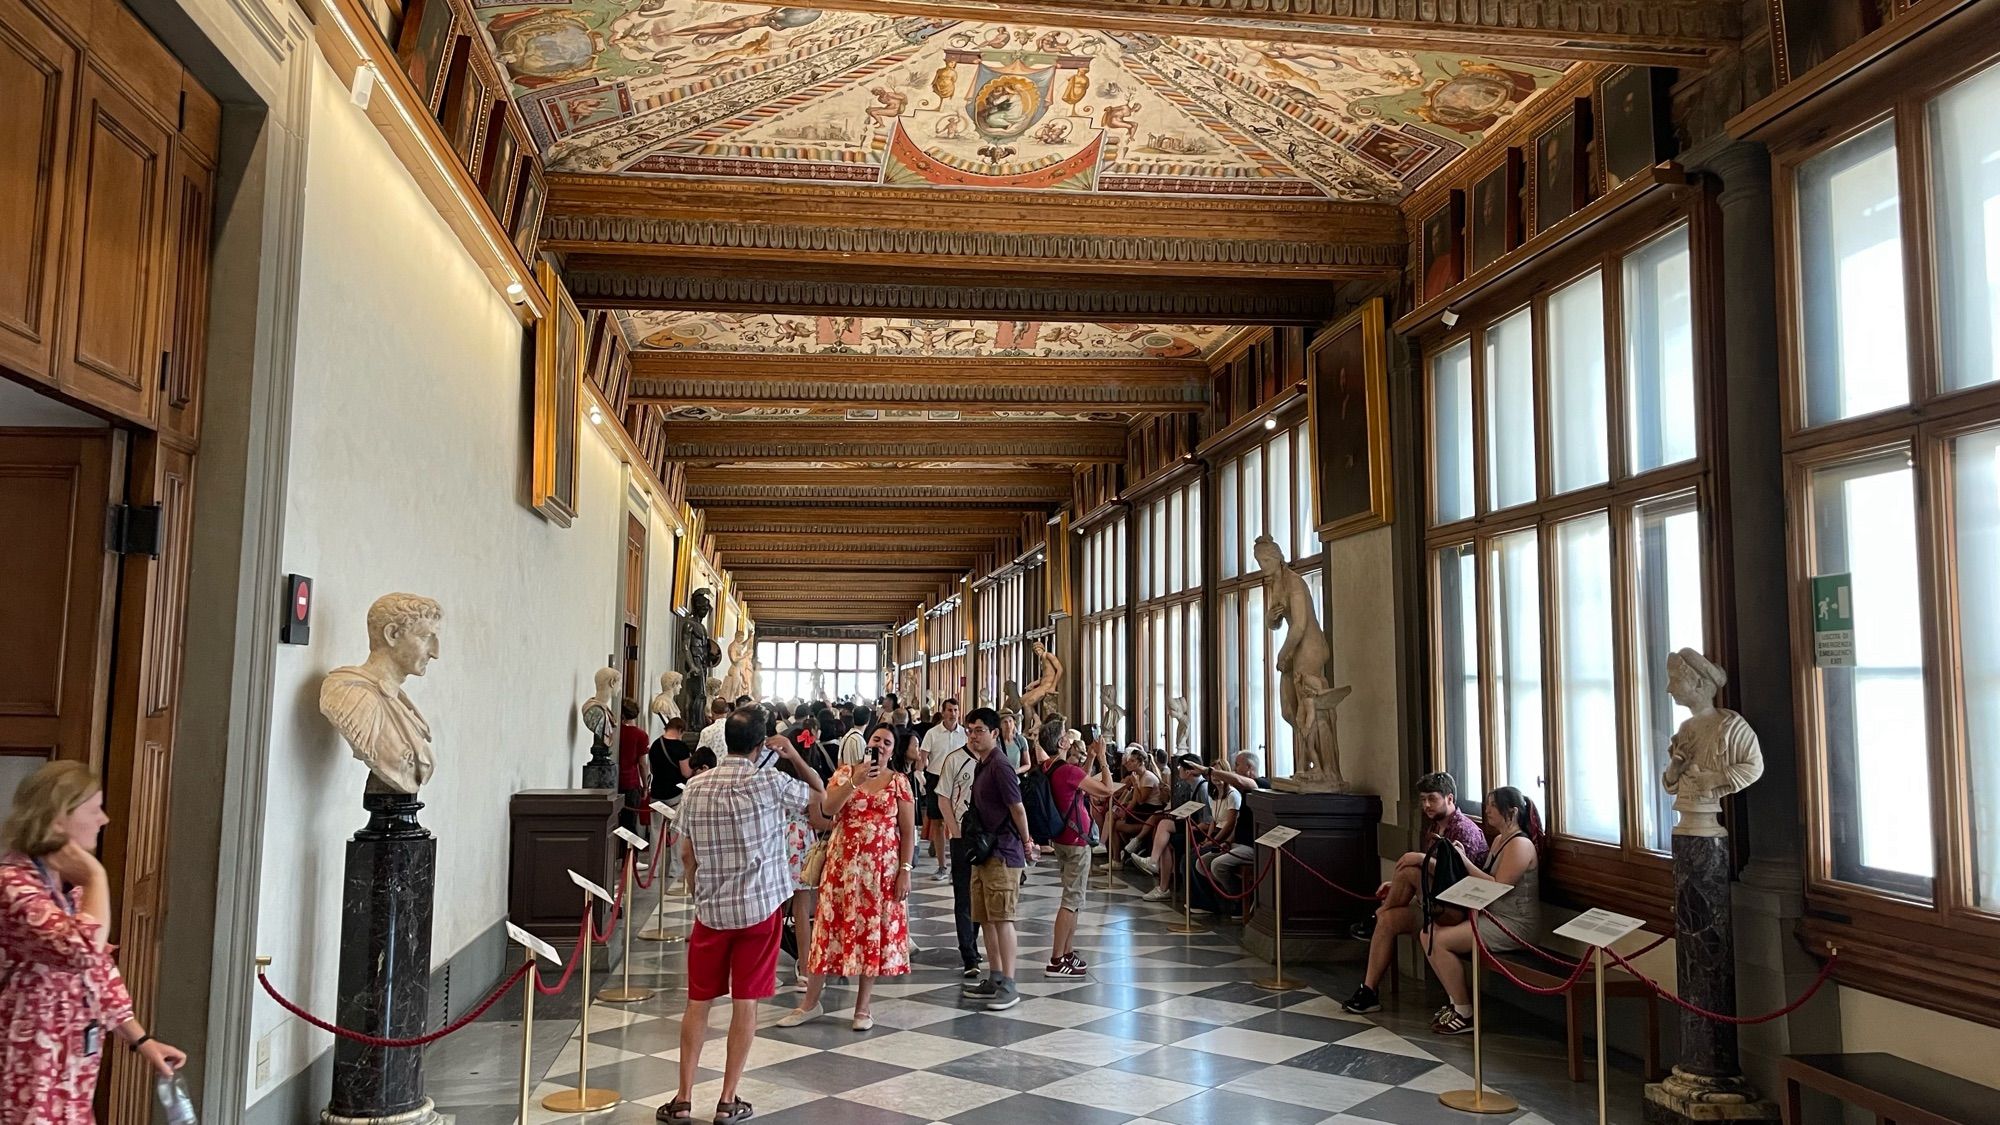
[926,698,983,976]
[696,697,730,758]
[921,699,968,882]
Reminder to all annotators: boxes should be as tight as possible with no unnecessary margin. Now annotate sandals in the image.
[714,1097,754,1123]
[656,1099,693,1123]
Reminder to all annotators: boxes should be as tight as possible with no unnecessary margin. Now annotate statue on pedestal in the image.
[720,620,754,701]
[319,593,442,799]
[811,669,828,702]
[651,670,684,726]
[580,667,621,790]
[1098,684,1125,743]
[1645,648,1779,1124]
[1002,679,1025,721]
[1168,695,1191,753]
[1254,535,1351,793]
[680,588,720,716]
[1019,640,1063,733]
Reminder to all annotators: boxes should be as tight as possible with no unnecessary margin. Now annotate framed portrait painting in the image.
[1468,151,1522,274]
[1420,190,1466,302]
[1597,67,1676,190]
[395,0,457,116]
[1531,101,1593,236]
[1307,297,1392,540]
[510,161,546,263]
[531,259,581,526]
[1770,0,1890,86]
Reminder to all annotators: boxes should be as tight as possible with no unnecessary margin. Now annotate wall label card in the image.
[1433,878,1515,911]
[506,922,562,965]
[1811,572,1855,667]
[1170,801,1206,819]
[1257,825,1302,848]
[650,800,677,820]
[613,826,649,850]
[568,869,614,903]
[1553,908,1647,948]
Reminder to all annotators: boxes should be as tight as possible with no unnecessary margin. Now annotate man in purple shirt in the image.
[956,707,1037,1012]
[1342,771,1489,1014]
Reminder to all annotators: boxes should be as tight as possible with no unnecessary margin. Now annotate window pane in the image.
[1295,421,1314,545]
[1153,498,1168,596]
[1798,120,1909,425]
[1624,226,1697,472]
[1220,459,1240,579]
[1548,273,1609,493]
[1247,584,1272,774]
[1222,591,1242,752]
[1437,544,1483,802]
[1434,340,1476,522]
[758,641,775,666]
[1188,483,1203,587]
[1485,311,1536,509]
[1934,63,2000,392]
[1633,493,1706,852]
[1490,528,1545,808]
[1170,490,1187,592]
[1811,452,1932,895]
[839,645,856,670]
[1244,448,1265,559]
[796,643,815,670]
[819,643,836,670]
[1554,513,1619,843]
[860,644,876,670]
[1951,427,2000,908]
[1186,608,1202,754]
[1269,429,1293,556]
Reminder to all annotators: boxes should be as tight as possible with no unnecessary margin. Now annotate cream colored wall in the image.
[1324,526,1402,824]
[247,52,684,1103]
[643,505,683,726]
[1837,987,2000,1091]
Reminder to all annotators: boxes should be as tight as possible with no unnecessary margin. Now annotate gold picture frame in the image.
[531,258,581,526]
[1306,296,1393,540]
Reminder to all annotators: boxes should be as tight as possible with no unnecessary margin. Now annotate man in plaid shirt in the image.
[662,708,824,1124]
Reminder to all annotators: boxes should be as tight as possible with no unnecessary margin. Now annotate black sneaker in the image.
[1340,985,1381,1014]
[961,964,983,980]
[962,977,998,1000]
[1433,1007,1474,1035]
[985,978,1022,1011]
[1043,954,1086,979]
[1348,917,1376,942]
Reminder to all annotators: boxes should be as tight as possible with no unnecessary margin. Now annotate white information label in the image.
[650,800,677,821]
[1553,908,1648,948]
[505,922,562,965]
[1169,800,1206,819]
[613,826,650,850]
[1433,877,1515,911]
[1256,825,1302,849]
[567,869,614,904]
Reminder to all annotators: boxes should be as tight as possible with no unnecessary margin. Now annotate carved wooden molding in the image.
[706,506,1039,530]
[631,354,1208,412]
[726,550,984,568]
[717,531,1010,549]
[664,420,1127,462]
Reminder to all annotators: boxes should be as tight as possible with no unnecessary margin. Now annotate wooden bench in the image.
[1491,950,1662,1083]
[1780,1053,1990,1125]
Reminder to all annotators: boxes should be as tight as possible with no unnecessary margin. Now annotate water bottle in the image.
[156,1073,198,1125]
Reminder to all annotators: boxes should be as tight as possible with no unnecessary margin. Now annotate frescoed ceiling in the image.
[618,312,1239,359]
[475,3,1567,200]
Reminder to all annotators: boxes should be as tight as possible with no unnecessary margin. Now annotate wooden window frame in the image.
[1764,32,2000,1024]
[1080,513,1129,739]
[1417,196,1723,927]
[1132,475,1204,749]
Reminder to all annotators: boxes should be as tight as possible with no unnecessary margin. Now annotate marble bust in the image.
[651,670,684,724]
[582,667,620,738]
[1661,648,1763,837]
[319,593,442,796]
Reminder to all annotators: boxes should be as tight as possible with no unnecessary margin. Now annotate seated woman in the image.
[780,723,915,1031]
[1104,745,1161,866]
[1422,786,1543,1035]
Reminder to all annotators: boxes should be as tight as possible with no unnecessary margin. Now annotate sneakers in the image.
[1432,1007,1474,1035]
[962,977,998,1000]
[1141,886,1171,902]
[1131,855,1159,876]
[1340,985,1381,1014]
[985,978,1022,1011]
[1091,844,1107,857]
[775,1003,823,1028]
[932,868,951,883]
[1348,917,1377,942]
[961,964,984,980]
[1044,953,1087,979]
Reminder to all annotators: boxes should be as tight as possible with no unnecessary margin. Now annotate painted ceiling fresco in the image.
[619,312,1241,358]
[475,3,1567,200]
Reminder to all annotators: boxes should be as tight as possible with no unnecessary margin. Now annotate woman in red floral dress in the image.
[778,723,915,1031]
[1,761,186,1124]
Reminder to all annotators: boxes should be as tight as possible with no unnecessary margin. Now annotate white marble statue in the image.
[1002,678,1026,722]
[810,669,827,702]
[1019,640,1063,731]
[1098,684,1125,741]
[318,593,442,796]
[1661,648,1764,837]
[1254,535,1352,792]
[650,670,684,725]
[581,667,620,744]
[1168,695,1191,753]
[720,620,754,700]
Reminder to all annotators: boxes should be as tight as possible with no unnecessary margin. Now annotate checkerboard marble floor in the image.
[427,864,1629,1125]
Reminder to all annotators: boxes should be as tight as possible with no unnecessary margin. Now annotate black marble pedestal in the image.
[1642,834,1777,1124]
[1240,791,1382,965]
[582,733,617,790]
[323,793,438,1125]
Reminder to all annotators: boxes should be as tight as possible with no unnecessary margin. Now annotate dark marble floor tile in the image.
[1344,1084,1527,1125]
[587,1017,697,1056]
[1232,1009,1377,1043]
[1146,1087,1333,1125]
[1048,982,1176,1011]
[539,1052,684,1095]
[1281,1041,1441,1086]
[1109,1045,1268,1088]
[745,1096,928,1125]
[916,1015,1063,1047]
[1071,1012,1216,1046]
[750,1051,909,1095]
[941,1090,1139,1125]
[928,1046,1096,1091]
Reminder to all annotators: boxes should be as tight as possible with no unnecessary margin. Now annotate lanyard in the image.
[30,859,74,916]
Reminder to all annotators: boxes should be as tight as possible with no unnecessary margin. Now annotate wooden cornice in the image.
[688,468,1073,504]
[630,354,1208,413]
[715,531,1008,550]
[751,0,1734,64]
[543,176,1404,281]
[663,420,1127,462]
[704,507,1038,531]
[723,550,983,569]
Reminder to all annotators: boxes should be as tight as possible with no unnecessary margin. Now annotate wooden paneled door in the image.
[0,0,77,387]
[0,428,121,780]
[623,512,646,705]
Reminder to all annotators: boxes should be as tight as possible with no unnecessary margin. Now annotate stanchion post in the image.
[517,944,536,1125]
[1594,944,1608,1125]
[1167,814,1203,936]
[599,845,655,1003]
[1438,908,1519,1115]
[543,888,619,1112]
[1254,847,1299,991]
[643,802,686,943]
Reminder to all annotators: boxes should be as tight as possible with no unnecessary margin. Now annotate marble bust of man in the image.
[1661,648,1763,837]
[581,667,620,743]
[319,593,442,795]
[651,670,684,724]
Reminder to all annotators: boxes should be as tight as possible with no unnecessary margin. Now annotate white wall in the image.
[1325,526,1401,823]
[1838,987,2000,1091]
[246,52,677,1101]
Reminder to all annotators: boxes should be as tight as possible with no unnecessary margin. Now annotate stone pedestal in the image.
[582,733,617,790]
[324,793,438,1125]
[1642,835,1777,1125]
[1240,790,1381,965]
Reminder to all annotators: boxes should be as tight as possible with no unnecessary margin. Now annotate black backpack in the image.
[1023,762,1084,845]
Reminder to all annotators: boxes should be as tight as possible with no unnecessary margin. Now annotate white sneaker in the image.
[776,1003,824,1028]
[1131,855,1159,876]
[1142,886,1171,902]
[1091,844,1107,857]
[932,868,951,883]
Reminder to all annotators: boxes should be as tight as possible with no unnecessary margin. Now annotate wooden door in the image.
[623,512,645,705]
[98,434,194,1125]
[0,0,77,387]
[56,63,170,425]
[154,140,212,447]
[0,429,120,779]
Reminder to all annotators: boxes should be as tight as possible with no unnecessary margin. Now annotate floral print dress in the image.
[0,855,134,1125]
[805,766,912,978]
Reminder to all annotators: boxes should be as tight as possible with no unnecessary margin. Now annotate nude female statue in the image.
[1254,535,1350,791]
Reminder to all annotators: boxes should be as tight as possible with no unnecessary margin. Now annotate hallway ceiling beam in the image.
[630,354,1207,414]
[721,550,983,570]
[715,532,1011,550]
[663,420,1126,463]
[705,506,1038,531]
[689,468,1073,505]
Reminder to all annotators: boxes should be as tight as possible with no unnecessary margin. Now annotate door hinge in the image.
[110,503,163,558]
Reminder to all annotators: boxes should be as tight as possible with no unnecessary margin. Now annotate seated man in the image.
[1195,752,1270,917]
[1342,770,1488,1013]
[1134,756,1213,902]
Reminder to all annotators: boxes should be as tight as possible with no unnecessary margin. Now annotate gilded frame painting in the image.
[1306,297,1392,540]
[531,259,580,526]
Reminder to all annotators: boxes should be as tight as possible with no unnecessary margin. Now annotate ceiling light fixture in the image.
[588,404,605,425]
[505,282,527,304]
[1263,417,1278,431]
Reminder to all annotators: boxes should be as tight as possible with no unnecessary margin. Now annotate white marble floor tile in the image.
[988,996,1122,1027]
[1132,995,1273,1026]
[836,1071,1013,1120]
[1270,995,1376,1024]
[1170,1026,1321,1064]
[1031,1067,1208,1115]
[856,997,963,1030]
[1007,1028,1160,1067]
[1398,1061,1472,1093]
[1335,1025,1439,1061]
[1219,1065,1390,1113]
[829,1030,990,1068]
[654,1034,819,1072]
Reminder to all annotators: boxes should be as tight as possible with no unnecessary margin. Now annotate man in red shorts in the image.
[661,708,824,1124]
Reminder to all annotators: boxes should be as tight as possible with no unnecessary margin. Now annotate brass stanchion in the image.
[598,846,654,1003]
[1254,847,1299,991]
[542,888,619,1113]
[1594,944,1608,1125]
[1166,813,1203,936]
[642,803,686,943]
[517,944,536,1125]
[1438,909,1519,1115]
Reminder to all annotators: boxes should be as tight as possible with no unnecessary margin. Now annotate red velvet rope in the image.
[1193,850,1274,903]
[1479,910,1673,969]
[257,962,530,1049]
[634,829,667,891]
[1279,849,1391,902]
[1468,918,1595,995]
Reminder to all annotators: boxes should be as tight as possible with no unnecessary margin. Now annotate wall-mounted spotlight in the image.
[505,282,528,304]
[1263,417,1278,431]
[1441,309,1460,328]
[588,404,605,425]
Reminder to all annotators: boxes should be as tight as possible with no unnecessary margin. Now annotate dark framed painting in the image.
[1468,150,1522,274]
[1597,67,1676,190]
[1531,102,1593,236]
[1420,190,1466,302]
[480,108,521,224]
[1307,297,1392,540]
[1770,0,1890,86]
[531,259,581,526]
[510,161,546,263]
[394,0,457,115]
[448,53,492,173]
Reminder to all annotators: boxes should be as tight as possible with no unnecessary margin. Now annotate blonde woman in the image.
[0,762,185,1122]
